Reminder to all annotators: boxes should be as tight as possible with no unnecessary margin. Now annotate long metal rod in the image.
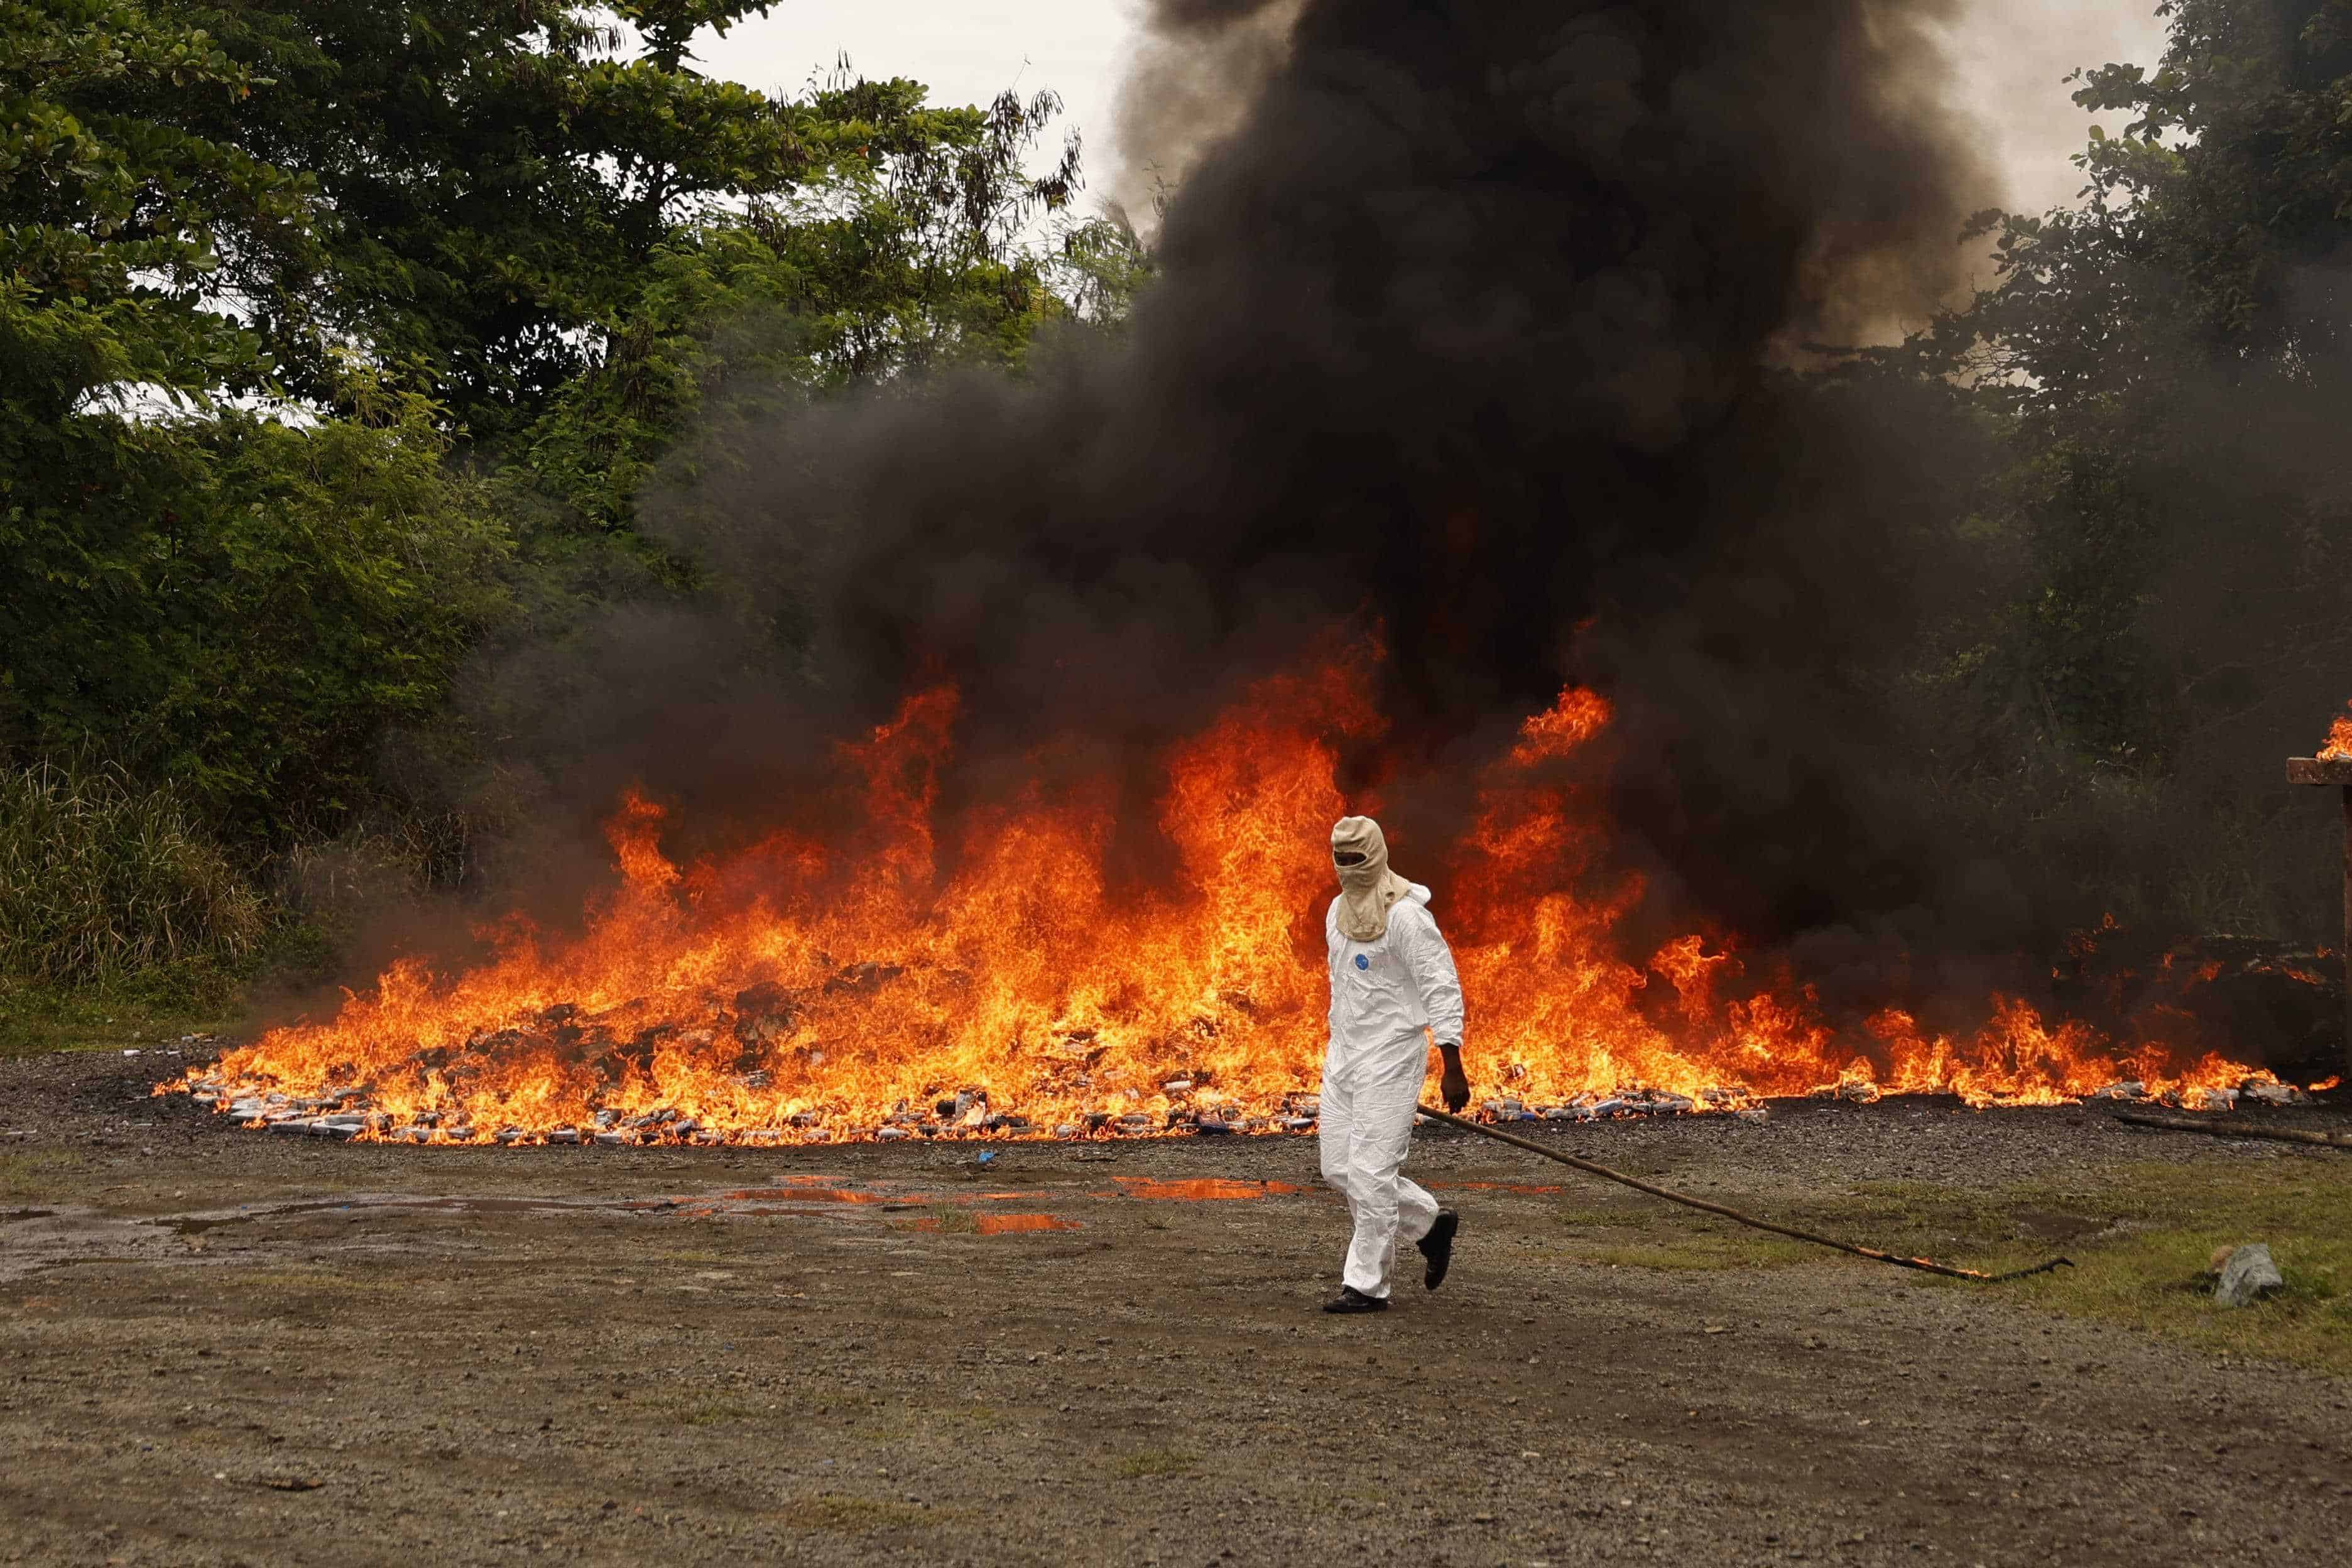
[1413,1102,2072,1284]
[2116,1110,2352,1150]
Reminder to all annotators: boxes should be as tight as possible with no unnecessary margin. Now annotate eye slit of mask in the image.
[1333,851,1369,866]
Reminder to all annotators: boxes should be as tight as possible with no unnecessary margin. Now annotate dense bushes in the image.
[0,757,267,984]
[3,381,513,839]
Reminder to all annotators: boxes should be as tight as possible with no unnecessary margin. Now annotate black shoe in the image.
[1323,1285,1389,1314]
[1418,1209,1460,1290]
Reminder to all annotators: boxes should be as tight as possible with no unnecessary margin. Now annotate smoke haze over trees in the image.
[5,0,2352,1040]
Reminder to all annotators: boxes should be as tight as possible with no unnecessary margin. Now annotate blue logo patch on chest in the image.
[1354,953,1370,971]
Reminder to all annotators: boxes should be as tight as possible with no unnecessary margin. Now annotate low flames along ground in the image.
[171,658,2324,1146]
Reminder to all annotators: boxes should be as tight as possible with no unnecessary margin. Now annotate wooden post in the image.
[2286,756,2352,1082]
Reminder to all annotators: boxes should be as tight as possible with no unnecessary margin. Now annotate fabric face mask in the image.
[1330,815,1412,942]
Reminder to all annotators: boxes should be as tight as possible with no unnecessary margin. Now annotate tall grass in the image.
[0,758,267,984]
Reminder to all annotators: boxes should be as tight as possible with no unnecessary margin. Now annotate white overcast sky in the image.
[698,1,2173,219]
[703,1,1142,183]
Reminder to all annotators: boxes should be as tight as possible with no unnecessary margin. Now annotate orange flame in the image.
[185,657,2272,1143]
[2321,703,2352,762]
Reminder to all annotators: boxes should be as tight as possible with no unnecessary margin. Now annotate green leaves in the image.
[107,1,905,438]
[511,67,1100,537]
[0,371,513,838]
[610,0,775,72]
[0,3,318,419]
[0,0,1126,857]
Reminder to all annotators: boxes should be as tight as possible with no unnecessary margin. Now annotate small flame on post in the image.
[2321,703,2352,763]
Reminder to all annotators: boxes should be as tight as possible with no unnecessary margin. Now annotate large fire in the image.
[183,652,2275,1144]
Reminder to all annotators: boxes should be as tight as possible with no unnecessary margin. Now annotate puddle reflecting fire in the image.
[1113,1177,1304,1201]
[974,1214,1084,1234]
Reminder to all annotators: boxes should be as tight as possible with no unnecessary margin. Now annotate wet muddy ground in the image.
[3,1048,2349,1567]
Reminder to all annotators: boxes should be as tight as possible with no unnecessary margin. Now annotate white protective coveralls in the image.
[1321,879,1466,1298]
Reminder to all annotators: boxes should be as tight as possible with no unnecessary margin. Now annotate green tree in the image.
[5,0,1114,820]
[115,0,812,440]
[2071,0,2352,374]
[520,75,1091,536]
[0,0,305,411]
[1,2,509,837]
[107,4,1089,447]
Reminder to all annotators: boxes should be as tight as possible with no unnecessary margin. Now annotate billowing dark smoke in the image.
[1112,0,1302,211]
[488,1,2034,988]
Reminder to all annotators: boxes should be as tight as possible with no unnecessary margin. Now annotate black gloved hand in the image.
[1437,1044,1469,1113]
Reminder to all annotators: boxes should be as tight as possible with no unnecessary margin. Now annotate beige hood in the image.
[1331,816,1414,943]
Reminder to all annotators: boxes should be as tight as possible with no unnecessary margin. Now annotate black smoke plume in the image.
[465,1,2071,1016]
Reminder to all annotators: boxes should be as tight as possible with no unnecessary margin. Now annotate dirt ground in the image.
[4,1050,2349,1567]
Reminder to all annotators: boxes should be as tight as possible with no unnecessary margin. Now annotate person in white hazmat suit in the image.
[1319,815,1469,1314]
